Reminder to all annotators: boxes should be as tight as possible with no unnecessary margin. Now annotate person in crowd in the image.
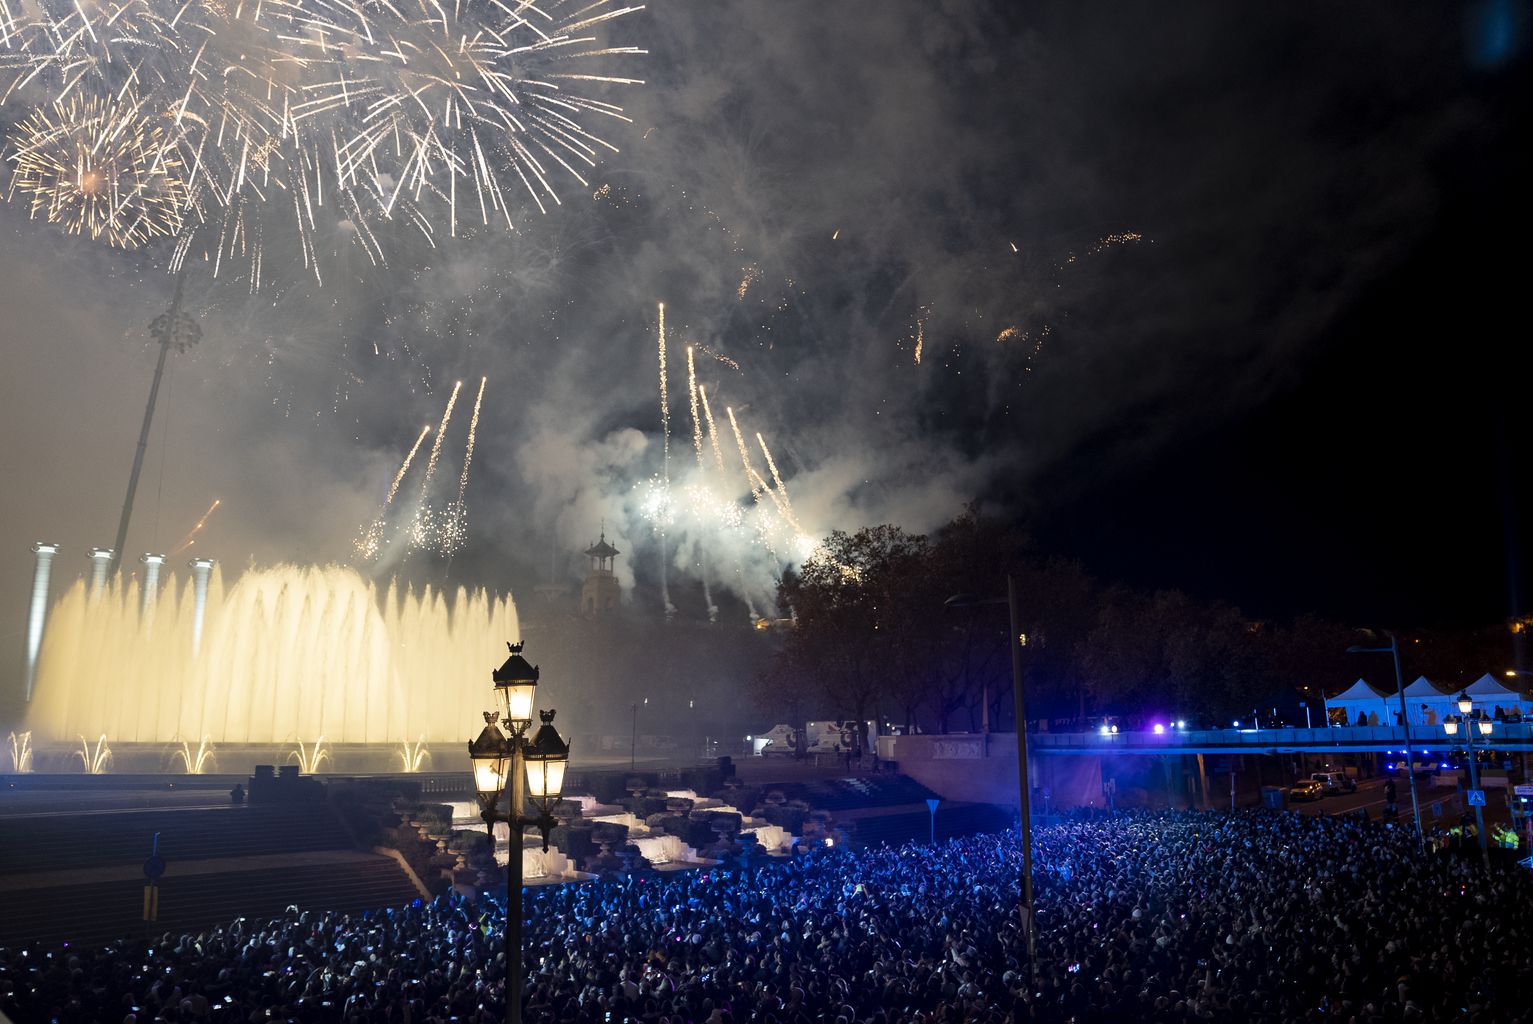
[2,808,1529,1023]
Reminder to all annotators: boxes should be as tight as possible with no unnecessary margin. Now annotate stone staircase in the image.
[0,804,420,950]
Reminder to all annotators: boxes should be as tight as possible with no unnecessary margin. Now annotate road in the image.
[1288,774,1493,826]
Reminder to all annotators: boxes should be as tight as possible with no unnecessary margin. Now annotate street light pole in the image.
[1347,633,1424,848]
[1448,691,1492,869]
[944,579,1038,983]
[468,643,571,1024]
[1006,574,1038,981]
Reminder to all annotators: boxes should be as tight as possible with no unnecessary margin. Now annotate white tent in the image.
[1324,679,1392,726]
[1460,673,1527,717]
[1401,676,1456,726]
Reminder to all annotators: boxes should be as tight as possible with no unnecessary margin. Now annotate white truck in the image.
[754,721,873,757]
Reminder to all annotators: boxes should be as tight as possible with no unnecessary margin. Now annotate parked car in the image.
[1310,771,1357,795]
[1288,779,1324,802]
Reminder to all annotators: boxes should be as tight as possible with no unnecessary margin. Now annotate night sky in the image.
[0,0,1529,693]
[1026,4,1533,627]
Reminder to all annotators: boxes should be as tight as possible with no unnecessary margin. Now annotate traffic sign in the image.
[1467,789,1487,807]
[142,830,166,880]
[1514,784,1533,797]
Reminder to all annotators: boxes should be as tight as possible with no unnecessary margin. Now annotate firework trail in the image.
[406,381,462,547]
[386,426,433,509]
[912,305,930,365]
[698,345,739,370]
[656,302,671,480]
[736,264,761,300]
[699,385,727,474]
[653,303,675,617]
[419,381,464,499]
[726,406,766,502]
[170,498,222,556]
[683,347,718,618]
[455,377,487,508]
[441,376,487,556]
[757,432,797,522]
[687,346,706,467]
[355,423,430,559]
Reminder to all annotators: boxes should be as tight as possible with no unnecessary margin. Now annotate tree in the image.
[776,525,930,734]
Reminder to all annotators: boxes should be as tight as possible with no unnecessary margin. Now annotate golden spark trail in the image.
[657,302,670,481]
[170,499,222,556]
[436,376,488,556]
[687,347,705,468]
[419,381,463,499]
[700,385,727,474]
[698,346,739,371]
[756,432,796,521]
[455,377,487,507]
[913,307,927,365]
[355,423,430,559]
[737,264,760,300]
[388,426,432,509]
[727,406,766,502]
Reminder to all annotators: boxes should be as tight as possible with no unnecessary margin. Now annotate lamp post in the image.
[1347,633,1423,848]
[1445,690,1492,869]
[944,575,1036,983]
[467,642,571,1024]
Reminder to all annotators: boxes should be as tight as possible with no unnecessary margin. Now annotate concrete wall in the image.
[883,733,1104,809]
[884,733,1236,811]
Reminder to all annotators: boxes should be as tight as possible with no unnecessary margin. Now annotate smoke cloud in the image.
[0,1,1493,700]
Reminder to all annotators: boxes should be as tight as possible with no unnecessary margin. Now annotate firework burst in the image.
[2,0,646,282]
[7,94,187,248]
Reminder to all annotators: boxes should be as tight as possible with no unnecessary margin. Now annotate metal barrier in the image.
[1027,723,1533,754]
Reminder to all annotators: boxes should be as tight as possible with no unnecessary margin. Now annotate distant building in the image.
[581,532,621,617]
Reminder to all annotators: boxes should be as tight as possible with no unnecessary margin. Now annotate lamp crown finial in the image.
[540,709,557,724]
[508,641,523,654]
[483,711,500,725]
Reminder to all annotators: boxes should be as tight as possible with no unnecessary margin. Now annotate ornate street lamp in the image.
[469,642,571,1024]
[493,642,540,731]
[1445,690,1491,868]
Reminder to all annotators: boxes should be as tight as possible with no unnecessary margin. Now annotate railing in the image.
[1028,723,1533,751]
[419,775,472,796]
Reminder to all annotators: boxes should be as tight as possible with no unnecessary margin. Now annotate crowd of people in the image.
[2,809,1530,1023]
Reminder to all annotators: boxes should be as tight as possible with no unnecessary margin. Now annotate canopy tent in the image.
[1325,679,1393,726]
[1400,676,1456,726]
[1459,673,1527,718]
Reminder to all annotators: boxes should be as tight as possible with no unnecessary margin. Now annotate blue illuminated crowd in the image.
[2,810,1530,1023]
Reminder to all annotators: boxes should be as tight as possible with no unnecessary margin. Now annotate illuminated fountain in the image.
[27,563,521,746]
[398,735,432,772]
[6,731,32,773]
[77,734,113,773]
[171,735,217,774]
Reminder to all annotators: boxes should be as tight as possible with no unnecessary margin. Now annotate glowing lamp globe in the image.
[1457,691,1473,716]
[1478,719,1493,737]
[492,642,540,730]
[524,710,570,805]
[467,718,510,813]
[1444,721,1459,737]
